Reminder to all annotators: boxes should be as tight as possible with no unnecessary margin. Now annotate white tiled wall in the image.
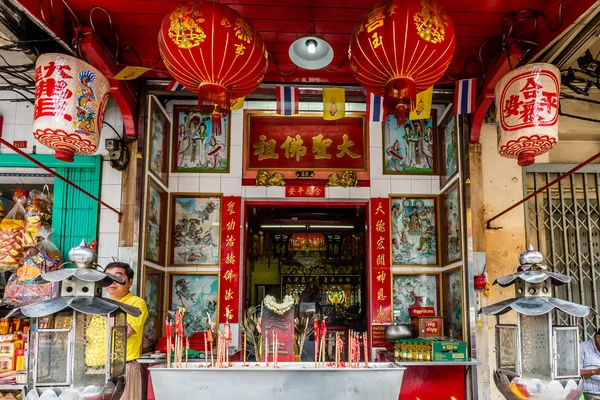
[0,93,126,266]
[162,99,442,201]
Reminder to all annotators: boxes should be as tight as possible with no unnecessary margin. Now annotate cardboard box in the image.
[423,337,467,362]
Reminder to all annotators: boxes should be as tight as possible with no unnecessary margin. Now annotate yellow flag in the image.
[323,88,345,120]
[113,66,151,80]
[409,86,433,120]
[230,97,245,111]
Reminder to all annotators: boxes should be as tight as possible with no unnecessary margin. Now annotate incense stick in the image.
[243,333,247,367]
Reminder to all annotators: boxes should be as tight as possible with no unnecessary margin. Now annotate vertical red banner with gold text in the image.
[219,196,242,323]
[370,198,392,324]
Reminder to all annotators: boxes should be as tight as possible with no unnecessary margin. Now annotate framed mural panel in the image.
[438,109,458,188]
[168,272,218,337]
[441,181,462,265]
[169,193,221,266]
[142,265,165,352]
[443,266,465,341]
[172,106,230,173]
[390,195,439,266]
[383,111,437,175]
[147,95,170,187]
[144,177,167,265]
[392,273,441,325]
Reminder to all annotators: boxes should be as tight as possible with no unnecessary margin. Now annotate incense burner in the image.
[150,362,405,400]
[480,245,590,400]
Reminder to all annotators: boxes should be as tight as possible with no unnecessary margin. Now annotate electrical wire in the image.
[102,121,123,140]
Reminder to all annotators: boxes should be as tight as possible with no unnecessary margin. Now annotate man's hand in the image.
[582,368,600,378]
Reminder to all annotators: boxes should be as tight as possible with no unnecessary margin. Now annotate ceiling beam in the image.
[470,46,522,143]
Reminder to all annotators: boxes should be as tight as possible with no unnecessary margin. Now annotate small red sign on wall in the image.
[13,141,27,149]
[285,185,325,198]
[371,324,389,348]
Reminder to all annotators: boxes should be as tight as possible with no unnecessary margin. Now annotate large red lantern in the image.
[158,2,267,116]
[349,0,455,122]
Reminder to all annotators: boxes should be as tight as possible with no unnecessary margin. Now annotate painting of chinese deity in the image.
[391,197,438,265]
[144,178,167,265]
[383,112,437,175]
[443,267,464,340]
[172,106,230,173]
[441,182,462,265]
[393,274,440,325]
[168,273,218,336]
[147,96,170,187]
[170,194,221,266]
[142,265,164,352]
[439,110,458,188]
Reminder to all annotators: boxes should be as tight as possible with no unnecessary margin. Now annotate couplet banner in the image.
[370,198,392,324]
[218,196,242,323]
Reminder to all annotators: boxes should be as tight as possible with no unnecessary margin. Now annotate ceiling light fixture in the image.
[288,9,334,70]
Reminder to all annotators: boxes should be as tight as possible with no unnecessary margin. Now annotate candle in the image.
[265,330,269,367]
[364,332,369,368]
[272,331,276,368]
[186,337,189,368]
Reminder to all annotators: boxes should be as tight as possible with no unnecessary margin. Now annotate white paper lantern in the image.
[33,53,110,162]
[495,63,560,166]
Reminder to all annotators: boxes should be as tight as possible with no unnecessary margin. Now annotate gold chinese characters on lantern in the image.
[495,63,560,166]
[158,2,267,116]
[33,54,110,162]
[349,0,455,123]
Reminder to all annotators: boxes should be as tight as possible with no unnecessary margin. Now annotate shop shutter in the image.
[52,156,102,261]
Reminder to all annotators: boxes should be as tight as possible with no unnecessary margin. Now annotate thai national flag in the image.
[166,79,185,92]
[276,85,299,115]
[366,92,385,122]
[454,78,476,115]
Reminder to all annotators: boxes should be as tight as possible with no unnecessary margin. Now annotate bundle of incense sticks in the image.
[243,333,247,367]
[320,321,327,368]
[272,332,279,368]
[363,332,369,367]
[348,330,352,367]
[165,317,172,369]
[204,332,209,368]
[264,329,269,367]
[314,320,319,368]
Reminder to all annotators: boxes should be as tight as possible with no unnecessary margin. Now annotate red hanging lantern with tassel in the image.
[158,2,267,116]
[349,0,456,123]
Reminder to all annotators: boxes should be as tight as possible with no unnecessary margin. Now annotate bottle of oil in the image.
[394,340,401,362]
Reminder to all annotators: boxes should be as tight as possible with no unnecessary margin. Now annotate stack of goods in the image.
[4,228,61,306]
[0,196,28,271]
[0,331,28,387]
[393,337,467,362]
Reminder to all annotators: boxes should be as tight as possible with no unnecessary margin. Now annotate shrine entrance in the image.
[243,201,368,361]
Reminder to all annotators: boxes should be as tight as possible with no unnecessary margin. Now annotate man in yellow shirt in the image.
[105,262,148,400]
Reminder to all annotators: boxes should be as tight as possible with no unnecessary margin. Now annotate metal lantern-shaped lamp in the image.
[480,246,590,400]
[8,240,141,399]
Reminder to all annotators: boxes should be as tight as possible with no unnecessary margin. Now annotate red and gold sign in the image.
[349,0,455,122]
[285,185,325,198]
[370,198,392,324]
[495,63,560,166]
[290,234,325,250]
[33,53,110,162]
[158,2,267,114]
[371,324,389,348]
[218,196,241,323]
[245,114,366,171]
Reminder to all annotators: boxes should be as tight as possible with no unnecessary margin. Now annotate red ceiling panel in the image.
[13,0,597,86]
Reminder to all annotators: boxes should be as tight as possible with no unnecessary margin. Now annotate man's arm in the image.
[582,368,600,379]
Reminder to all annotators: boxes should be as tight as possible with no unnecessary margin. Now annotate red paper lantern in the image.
[349,0,455,122]
[158,2,267,118]
[495,63,560,166]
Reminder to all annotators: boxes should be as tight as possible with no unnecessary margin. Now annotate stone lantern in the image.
[8,240,141,399]
[480,245,591,399]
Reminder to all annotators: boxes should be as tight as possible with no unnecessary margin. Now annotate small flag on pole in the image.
[166,79,185,92]
[409,86,433,120]
[454,78,476,115]
[366,92,385,123]
[276,86,299,115]
[323,88,345,120]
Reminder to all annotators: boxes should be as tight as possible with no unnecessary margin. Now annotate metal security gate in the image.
[524,165,600,340]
